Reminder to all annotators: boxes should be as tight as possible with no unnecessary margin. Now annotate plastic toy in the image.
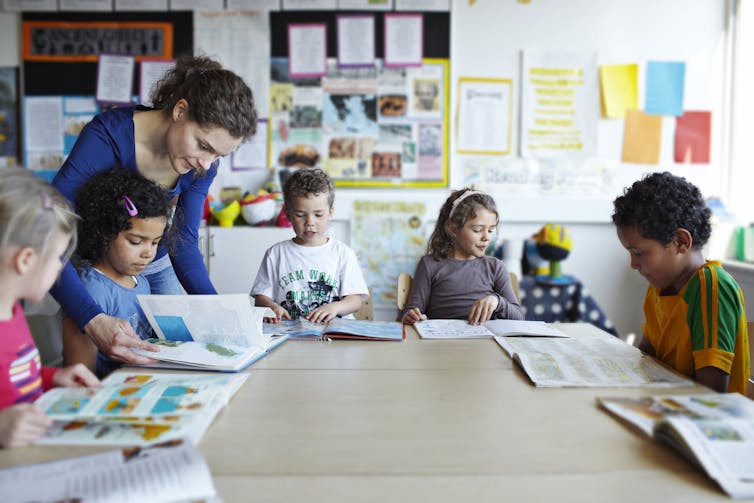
[533,223,574,285]
[212,200,240,227]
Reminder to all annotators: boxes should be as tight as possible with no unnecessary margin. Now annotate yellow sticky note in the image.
[600,64,638,119]
[622,109,662,164]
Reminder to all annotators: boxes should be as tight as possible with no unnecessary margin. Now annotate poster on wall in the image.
[269,57,448,188]
[456,77,512,155]
[520,49,599,159]
[23,96,99,181]
[350,200,426,309]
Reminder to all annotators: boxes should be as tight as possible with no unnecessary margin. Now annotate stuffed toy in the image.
[240,190,278,226]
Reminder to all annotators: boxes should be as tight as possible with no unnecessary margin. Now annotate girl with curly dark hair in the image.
[63,169,171,377]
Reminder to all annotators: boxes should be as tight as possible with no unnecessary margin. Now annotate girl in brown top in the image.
[401,188,524,325]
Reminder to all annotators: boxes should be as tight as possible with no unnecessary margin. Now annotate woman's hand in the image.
[52,363,100,388]
[0,404,52,448]
[468,295,499,325]
[84,314,160,364]
[401,307,427,325]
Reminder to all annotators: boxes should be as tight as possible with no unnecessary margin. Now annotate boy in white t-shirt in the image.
[251,168,368,323]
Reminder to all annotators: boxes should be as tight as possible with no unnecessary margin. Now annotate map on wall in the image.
[269,57,449,188]
[351,200,426,309]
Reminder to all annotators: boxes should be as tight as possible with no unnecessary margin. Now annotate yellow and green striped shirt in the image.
[643,260,750,394]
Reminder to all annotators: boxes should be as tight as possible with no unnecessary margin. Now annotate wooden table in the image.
[0,323,739,502]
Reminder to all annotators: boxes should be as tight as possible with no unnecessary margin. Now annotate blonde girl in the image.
[0,168,98,448]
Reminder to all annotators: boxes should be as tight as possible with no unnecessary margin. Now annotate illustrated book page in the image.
[415,319,567,339]
[598,393,754,498]
[34,372,247,445]
[135,294,284,371]
[264,318,404,341]
[494,334,693,387]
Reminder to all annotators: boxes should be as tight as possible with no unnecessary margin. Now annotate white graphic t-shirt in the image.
[251,238,369,319]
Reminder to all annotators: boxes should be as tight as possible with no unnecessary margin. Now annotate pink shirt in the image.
[0,303,57,410]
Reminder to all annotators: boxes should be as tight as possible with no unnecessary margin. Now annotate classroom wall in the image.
[1,0,731,339]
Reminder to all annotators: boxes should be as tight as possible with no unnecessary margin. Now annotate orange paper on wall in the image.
[622,109,662,164]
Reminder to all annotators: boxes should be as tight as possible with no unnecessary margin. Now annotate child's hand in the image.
[468,295,499,325]
[52,363,100,388]
[264,305,291,324]
[306,303,340,323]
[401,308,427,325]
[0,404,52,448]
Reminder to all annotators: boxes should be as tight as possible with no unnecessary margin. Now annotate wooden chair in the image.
[396,272,413,311]
[396,271,520,311]
[746,321,754,400]
[509,272,520,302]
[354,288,374,320]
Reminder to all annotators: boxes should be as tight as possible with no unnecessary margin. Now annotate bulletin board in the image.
[22,11,192,97]
[269,10,450,188]
[20,11,191,177]
[450,0,727,223]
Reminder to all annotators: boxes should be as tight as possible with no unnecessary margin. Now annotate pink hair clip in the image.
[123,195,138,217]
[39,191,54,210]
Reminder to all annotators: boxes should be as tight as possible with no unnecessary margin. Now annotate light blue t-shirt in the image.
[78,267,152,377]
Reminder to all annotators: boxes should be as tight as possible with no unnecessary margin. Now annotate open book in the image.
[134,294,288,371]
[0,439,219,503]
[34,371,247,446]
[414,319,567,339]
[494,334,693,387]
[598,393,754,499]
[264,318,404,341]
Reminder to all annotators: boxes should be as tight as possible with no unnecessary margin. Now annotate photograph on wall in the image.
[269,57,448,188]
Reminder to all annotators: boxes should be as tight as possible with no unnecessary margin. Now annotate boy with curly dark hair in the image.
[63,168,171,376]
[612,172,749,394]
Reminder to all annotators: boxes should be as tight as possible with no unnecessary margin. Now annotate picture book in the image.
[264,318,404,341]
[0,439,218,503]
[34,371,247,446]
[414,319,568,339]
[598,393,754,498]
[134,294,288,371]
[494,334,693,387]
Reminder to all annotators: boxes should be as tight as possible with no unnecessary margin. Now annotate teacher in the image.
[51,55,257,364]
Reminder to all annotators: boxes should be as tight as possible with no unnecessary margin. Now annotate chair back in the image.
[397,272,413,311]
[354,288,374,320]
[509,272,520,302]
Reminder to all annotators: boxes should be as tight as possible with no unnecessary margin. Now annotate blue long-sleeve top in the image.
[50,105,217,330]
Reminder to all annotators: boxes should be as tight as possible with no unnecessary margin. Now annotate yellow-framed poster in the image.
[456,77,512,155]
[268,57,449,188]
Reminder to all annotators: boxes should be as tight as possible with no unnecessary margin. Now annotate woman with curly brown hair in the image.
[51,55,257,365]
